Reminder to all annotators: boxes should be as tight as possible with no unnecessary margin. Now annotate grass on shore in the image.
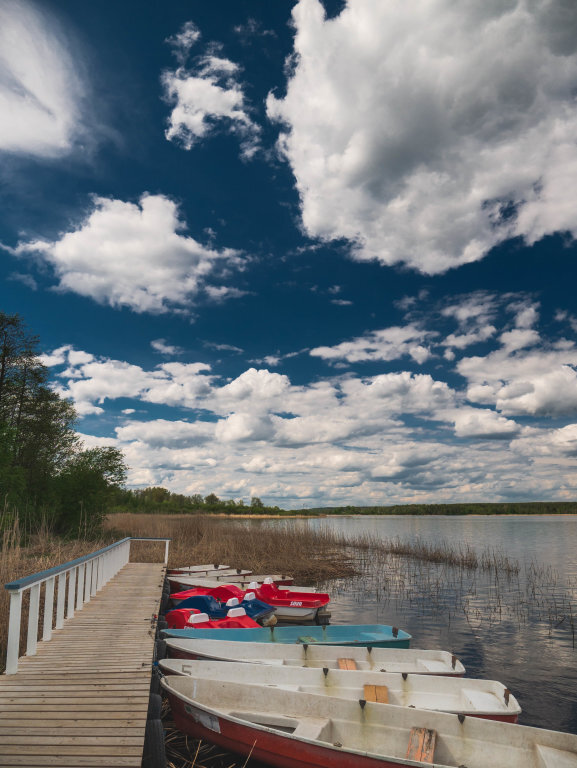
[105,513,357,583]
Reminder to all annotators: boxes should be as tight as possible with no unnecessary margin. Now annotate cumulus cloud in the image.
[268,0,577,273]
[460,346,577,417]
[44,289,577,506]
[310,325,434,364]
[11,194,242,313]
[452,408,520,439]
[163,22,260,158]
[48,346,214,414]
[116,419,215,448]
[0,0,86,157]
[151,339,185,355]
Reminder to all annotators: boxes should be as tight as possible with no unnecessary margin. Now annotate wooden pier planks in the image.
[0,562,165,768]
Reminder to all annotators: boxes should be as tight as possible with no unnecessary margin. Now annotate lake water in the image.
[293,514,577,735]
[170,514,577,767]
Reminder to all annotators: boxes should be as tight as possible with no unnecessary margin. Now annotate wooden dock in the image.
[0,562,165,768]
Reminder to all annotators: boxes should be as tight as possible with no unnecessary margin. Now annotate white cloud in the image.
[310,325,433,364]
[48,347,214,414]
[452,408,520,439]
[340,372,455,418]
[8,272,37,290]
[163,23,260,158]
[0,0,85,157]
[460,344,577,417]
[116,419,215,448]
[13,194,242,314]
[203,341,244,354]
[215,412,275,442]
[44,302,577,506]
[499,328,541,352]
[151,339,185,355]
[166,21,201,64]
[331,298,353,306]
[268,0,577,273]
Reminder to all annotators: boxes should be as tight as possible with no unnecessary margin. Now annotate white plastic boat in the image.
[170,574,302,591]
[164,637,466,675]
[159,658,520,721]
[162,674,577,768]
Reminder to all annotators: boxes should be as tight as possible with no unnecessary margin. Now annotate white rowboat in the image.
[165,637,466,675]
[159,658,520,721]
[162,674,577,768]
[170,576,308,593]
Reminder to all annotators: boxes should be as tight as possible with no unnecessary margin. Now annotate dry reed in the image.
[106,513,358,583]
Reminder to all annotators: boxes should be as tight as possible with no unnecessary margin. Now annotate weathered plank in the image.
[406,726,437,763]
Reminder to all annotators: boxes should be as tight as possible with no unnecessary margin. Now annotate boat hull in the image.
[163,674,577,768]
[160,659,520,721]
[162,624,411,648]
[273,606,320,621]
[164,638,464,675]
[170,695,409,768]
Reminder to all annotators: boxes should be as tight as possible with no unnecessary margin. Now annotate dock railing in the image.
[3,536,170,674]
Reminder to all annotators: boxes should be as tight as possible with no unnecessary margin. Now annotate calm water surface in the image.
[279,515,577,735]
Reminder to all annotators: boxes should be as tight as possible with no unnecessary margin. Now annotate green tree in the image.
[55,447,128,534]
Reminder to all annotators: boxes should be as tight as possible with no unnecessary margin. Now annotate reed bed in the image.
[349,532,519,575]
[106,513,358,582]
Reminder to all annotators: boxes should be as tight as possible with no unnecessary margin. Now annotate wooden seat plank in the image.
[337,658,358,670]
[406,727,436,763]
[363,683,389,703]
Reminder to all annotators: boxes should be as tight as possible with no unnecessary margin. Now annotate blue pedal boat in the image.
[162,623,411,648]
[168,594,276,625]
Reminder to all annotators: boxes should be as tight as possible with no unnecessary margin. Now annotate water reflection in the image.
[304,515,577,734]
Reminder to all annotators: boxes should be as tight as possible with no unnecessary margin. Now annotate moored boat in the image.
[247,579,330,623]
[163,637,464,674]
[158,658,521,721]
[162,623,411,648]
[166,609,261,630]
[162,674,577,768]
[170,574,295,592]
[170,593,276,625]
[170,583,246,606]
[168,570,253,592]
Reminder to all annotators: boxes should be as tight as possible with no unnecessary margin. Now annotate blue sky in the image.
[2,0,577,507]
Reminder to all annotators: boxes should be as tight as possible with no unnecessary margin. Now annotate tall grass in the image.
[106,513,358,582]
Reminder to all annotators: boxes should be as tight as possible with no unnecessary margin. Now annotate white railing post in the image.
[84,560,92,602]
[6,591,23,675]
[76,564,85,610]
[26,583,40,657]
[164,540,169,564]
[43,576,55,641]
[90,558,98,596]
[67,567,76,619]
[56,572,66,629]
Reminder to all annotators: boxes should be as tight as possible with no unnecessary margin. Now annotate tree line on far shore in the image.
[112,486,285,515]
[112,489,577,517]
[0,312,127,535]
